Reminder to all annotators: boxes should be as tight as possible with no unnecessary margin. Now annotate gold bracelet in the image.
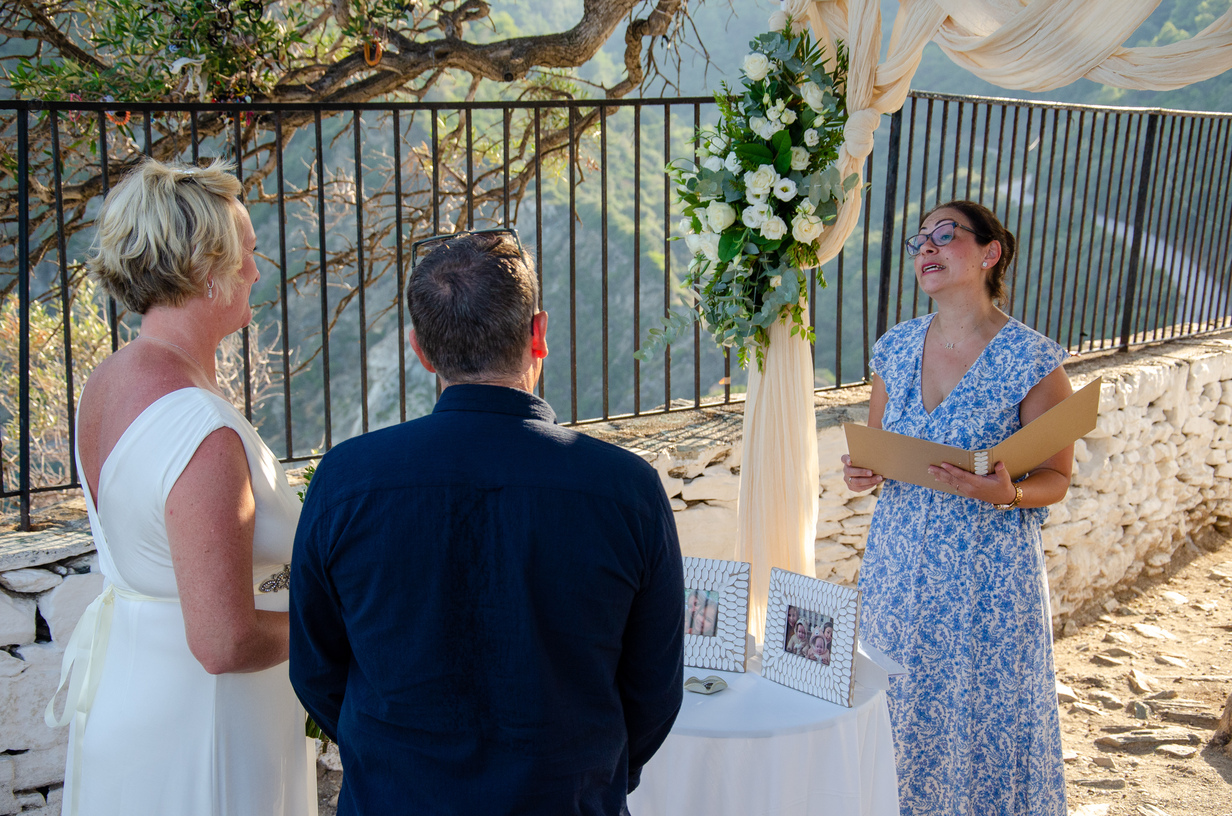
[993,483,1023,510]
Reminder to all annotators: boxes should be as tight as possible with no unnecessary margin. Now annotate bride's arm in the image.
[167,428,290,675]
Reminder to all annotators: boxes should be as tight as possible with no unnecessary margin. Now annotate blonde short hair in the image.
[86,158,246,314]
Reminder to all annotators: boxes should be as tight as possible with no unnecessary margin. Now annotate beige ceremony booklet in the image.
[843,377,1102,497]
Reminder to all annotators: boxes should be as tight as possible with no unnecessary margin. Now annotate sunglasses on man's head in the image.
[411,227,522,272]
[904,220,987,257]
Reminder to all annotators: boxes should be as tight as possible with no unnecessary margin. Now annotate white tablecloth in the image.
[628,656,900,816]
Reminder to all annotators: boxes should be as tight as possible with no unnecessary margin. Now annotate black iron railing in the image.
[2,93,1230,527]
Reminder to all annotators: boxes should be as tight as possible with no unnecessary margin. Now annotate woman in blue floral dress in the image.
[841,201,1072,816]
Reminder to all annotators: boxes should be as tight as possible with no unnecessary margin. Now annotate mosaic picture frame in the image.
[682,557,751,672]
[761,568,861,706]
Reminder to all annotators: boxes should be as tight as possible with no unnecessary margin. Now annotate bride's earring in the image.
[207,279,215,299]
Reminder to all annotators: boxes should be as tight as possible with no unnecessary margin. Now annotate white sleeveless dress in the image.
[58,387,316,816]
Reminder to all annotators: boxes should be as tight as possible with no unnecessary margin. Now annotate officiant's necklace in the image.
[934,319,980,350]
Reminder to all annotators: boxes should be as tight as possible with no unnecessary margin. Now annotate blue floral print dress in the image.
[860,314,1068,816]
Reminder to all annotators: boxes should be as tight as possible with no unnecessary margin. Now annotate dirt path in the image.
[314,529,1232,815]
[1056,527,1232,816]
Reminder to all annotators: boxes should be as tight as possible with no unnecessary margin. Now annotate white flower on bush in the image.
[801,81,827,113]
[709,133,728,154]
[744,164,778,198]
[797,199,816,215]
[791,212,825,244]
[761,216,788,241]
[768,9,788,31]
[781,108,798,126]
[768,274,783,288]
[742,202,771,229]
[706,200,737,233]
[742,53,771,82]
[773,177,798,202]
[724,152,741,173]
[790,146,810,171]
[679,217,695,236]
[702,154,724,173]
[804,128,820,147]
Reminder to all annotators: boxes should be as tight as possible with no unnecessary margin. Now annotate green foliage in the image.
[637,17,857,370]
[9,0,321,102]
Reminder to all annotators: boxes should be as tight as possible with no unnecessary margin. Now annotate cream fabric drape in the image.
[736,318,819,641]
[735,0,1232,636]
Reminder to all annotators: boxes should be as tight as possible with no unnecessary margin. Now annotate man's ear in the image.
[531,311,549,360]
[409,329,436,373]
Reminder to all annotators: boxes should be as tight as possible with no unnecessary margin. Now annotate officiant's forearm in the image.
[1013,467,1070,509]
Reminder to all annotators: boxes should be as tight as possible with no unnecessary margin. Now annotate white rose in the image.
[703,154,724,172]
[742,203,770,229]
[767,10,788,31]
[679,217,695,236]
[698,232,722,263]
[804,128,820,147]
[791,213,825,244]
[766,106,781,124]
[790,146,809,172]
[801,81,827,113]
[797,199,816,215]
[709,133,728,154]
[768,275,783,289]
[706,200,737,233]
[724,152,741,173]
[761,216,788,241]
[752,117,782,140]
[684,231,704,255]
[773,177,798,201]
[744,164,778,198]
[780,108,797,126]
[742,53,771,82]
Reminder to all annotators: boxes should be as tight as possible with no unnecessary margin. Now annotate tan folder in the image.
[843,377,1102,496]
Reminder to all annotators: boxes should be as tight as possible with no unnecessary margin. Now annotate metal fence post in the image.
[17,105,30,530]
[1120,113,1159,351]
[875,108,903,342]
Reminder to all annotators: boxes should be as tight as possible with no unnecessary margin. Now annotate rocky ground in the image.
[313,529,1232,816]
[1057,526,1232,816]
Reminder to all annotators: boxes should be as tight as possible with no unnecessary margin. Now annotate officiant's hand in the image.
[841,454,883,493]
[929,460,1016,505]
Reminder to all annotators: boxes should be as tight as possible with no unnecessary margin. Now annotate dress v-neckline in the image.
[918,313,1011,417]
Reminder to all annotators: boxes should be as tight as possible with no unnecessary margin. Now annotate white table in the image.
[627,654,900,816]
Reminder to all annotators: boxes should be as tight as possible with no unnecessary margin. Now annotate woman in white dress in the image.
[47,158,316,815]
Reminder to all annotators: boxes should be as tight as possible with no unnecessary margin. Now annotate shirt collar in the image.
[431,383,558,424]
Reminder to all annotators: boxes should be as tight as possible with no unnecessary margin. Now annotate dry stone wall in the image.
[0,519,96,815]
[628,333,1232,635]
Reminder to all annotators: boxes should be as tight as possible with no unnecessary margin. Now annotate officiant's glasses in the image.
[411,228,523,272]
[904,221,987,256]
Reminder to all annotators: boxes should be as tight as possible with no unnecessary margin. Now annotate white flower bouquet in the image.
[640,14,859,369]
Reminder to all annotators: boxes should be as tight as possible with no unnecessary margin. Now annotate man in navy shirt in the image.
[290,230,684,815]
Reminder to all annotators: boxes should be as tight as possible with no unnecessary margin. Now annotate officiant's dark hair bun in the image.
[924,200,1015,306]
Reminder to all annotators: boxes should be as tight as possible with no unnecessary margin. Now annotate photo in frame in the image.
[761,568,861,706]
[682,557,751,672]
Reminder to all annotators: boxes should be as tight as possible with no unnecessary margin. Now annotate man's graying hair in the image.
[405,232,538,382]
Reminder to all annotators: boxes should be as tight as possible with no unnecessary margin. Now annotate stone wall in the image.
[0,517,97,815]
[594,331,1232,635]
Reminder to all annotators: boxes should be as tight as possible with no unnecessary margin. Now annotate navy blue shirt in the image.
[290,384,684,815]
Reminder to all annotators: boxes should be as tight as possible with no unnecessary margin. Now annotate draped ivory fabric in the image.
[737,318,818,641]
[735,0,1232,635]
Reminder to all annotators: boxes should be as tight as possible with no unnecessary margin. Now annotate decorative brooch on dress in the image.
[259,564,291,593]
